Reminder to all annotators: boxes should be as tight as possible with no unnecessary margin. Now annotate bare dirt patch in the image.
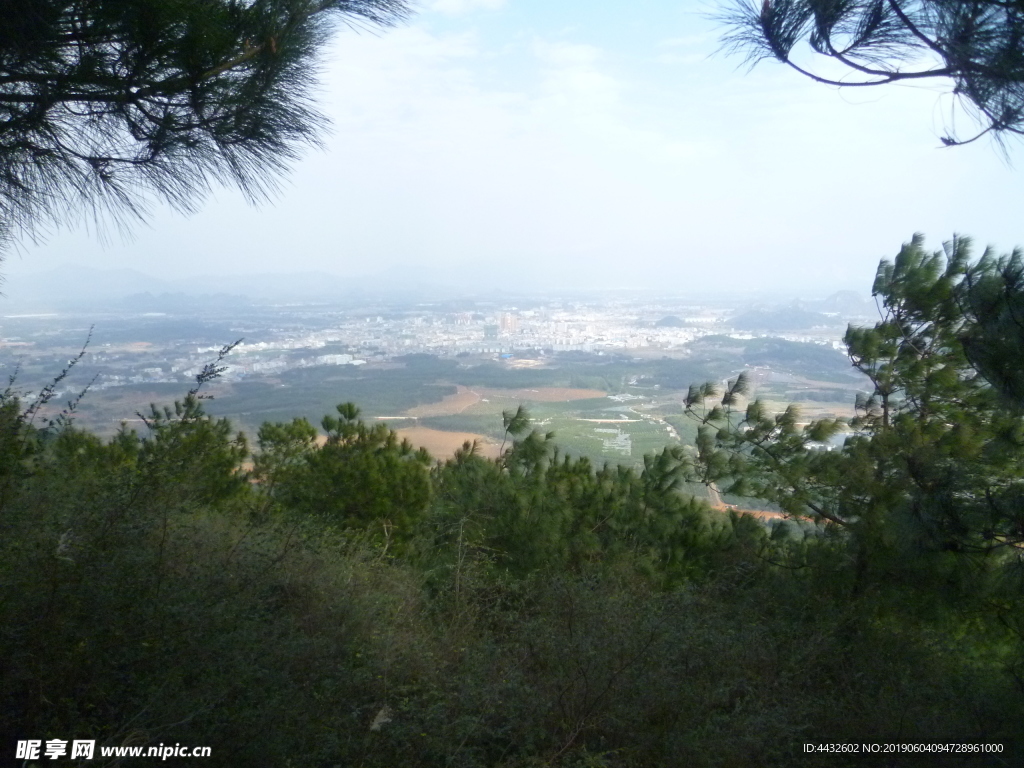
[757,398,857,420]
[706,507,797,526]
[395,426,500,460]
[312,419,499,459]
[103,341,153,353]
[405,386,481,417]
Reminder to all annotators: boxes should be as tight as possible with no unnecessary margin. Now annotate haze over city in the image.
[3,0,1022,296]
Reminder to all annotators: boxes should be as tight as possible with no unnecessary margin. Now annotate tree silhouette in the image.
[0,0,409,253]
[717,0,1024,148]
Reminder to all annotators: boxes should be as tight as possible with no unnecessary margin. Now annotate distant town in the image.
[0,289,874,400]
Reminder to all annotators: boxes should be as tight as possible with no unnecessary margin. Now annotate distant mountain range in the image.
[730,308,842,332]
[0,265,369,311]
[729,292,876,331]
[0,264,874,313]
[0,262,573,310]
[800,290,877,318]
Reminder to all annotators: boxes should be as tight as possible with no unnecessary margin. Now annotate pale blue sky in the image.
[5,0,1023,295]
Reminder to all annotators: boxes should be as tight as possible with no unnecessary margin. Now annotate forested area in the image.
[2,235,1024,766]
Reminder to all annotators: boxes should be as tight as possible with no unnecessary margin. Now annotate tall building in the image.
[499,312,519,335]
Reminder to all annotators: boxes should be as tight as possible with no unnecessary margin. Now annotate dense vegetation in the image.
[2,236,1023,766]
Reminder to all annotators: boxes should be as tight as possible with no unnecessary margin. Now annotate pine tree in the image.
[428,409,718,582]
[0,0,409,252]
[686,234,1024,601]
[256,403,432,549]
[717,0,1024,147]
[959,243,1024,406]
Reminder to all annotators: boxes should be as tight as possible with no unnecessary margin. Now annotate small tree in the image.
[686,234,1024,605]
[256,403,432,549]
[717,0,1024,147]
[427,409,719,582]
[0,0,409,252]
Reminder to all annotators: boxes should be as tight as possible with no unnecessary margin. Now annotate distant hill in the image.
[655,315,685,327]
[730,307,840,331]
[0,264,368,310]
[3,265,162,307]
[800,290,875,318]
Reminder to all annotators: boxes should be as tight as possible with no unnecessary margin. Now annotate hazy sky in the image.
[5,0,1023,295]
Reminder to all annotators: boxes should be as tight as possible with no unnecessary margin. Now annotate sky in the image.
[4,0,1024,297]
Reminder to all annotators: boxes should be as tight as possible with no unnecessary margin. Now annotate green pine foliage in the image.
[717,0,1024,147]
[959,241,1024,407]
[3,235,1024,765]
[256,403,432,550]
[425,421,722,585]
[0,0,410,251]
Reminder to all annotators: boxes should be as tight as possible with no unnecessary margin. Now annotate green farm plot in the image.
[549,416,679,466]
[206,374,456,438]
[419,398,610,442]
[423,395,686,468]
[662,414,699,445]
[420,413,506,441]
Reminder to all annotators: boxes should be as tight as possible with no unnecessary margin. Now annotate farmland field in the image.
[416,391,692,468]
[61,344,865,477]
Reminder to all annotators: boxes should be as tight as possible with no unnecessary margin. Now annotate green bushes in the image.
[1,387,1022,766]
[256,404,432,550]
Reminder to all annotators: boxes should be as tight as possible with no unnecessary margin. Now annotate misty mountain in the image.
[655,315,685,327]
[799,290,876,318]
[729,307,842,331]
[1,265,368,310]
